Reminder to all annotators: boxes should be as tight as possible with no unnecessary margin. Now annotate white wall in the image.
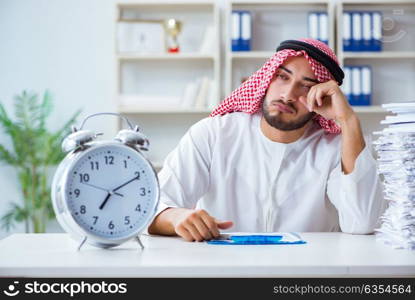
[0,0,118,238]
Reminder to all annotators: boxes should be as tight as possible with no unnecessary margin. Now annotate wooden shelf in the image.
[231,51,274,59]
[352,106,387,113]
[343,51,415,59]
[118,105,386,114]
[340,0,415,4]
[118,105,212,114]
[117,0,215,8]
[231,0,330,5]
[118,53,217,60]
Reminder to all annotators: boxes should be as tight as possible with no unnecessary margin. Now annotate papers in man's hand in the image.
[373,102,415,250]
[207,232,306,245]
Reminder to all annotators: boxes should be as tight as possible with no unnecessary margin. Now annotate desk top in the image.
[0,233,414,277]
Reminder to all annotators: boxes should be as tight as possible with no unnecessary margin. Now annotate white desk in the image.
[0,233,414,277]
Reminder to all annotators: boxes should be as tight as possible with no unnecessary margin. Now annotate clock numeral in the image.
[124,216,130,225]
[90,161,99,170]
[108,221,115,230]
[79,173,90,183]
[74,189,80,198]
[105,155,114,165]
[123,160,128,169]
[139,187,146,196]
[80,205,86,214]
[92,216,98,225]
[134,171,141,180]
[135,204,141,212]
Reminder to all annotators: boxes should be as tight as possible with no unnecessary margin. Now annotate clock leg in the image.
[77,236,88,251]
[136,236,144,250]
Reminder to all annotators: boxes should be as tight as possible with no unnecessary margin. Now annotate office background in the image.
[1,0,414,239]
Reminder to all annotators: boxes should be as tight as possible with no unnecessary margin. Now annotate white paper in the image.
[374,102,415,250]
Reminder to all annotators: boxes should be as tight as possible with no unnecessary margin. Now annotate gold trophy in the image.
[164,18,182,53]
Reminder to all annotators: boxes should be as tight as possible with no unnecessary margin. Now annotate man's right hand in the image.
[171,209,233,242]
[148,207,233,242]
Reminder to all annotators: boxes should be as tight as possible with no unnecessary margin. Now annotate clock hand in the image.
[112,174,140,192]
[99,174,139,210]
[81,182,124,197]
[99,192,112,210]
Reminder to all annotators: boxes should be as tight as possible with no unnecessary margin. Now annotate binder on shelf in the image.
[318,12,328,45]
[361,66,372,106]
[240,11,252,51]
[231,11,241,51]
[343,12,352,51]
[346,65,372,106]
[344,11,383,52]
[308,12,328,45]
[351,12,362,51]
[350,66,361,106]
[231,10,251,52]
[362,12,372,51]
[372,11,382,51]
[342,67,352,103]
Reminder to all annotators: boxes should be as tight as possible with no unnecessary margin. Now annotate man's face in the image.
[262,56,319,131]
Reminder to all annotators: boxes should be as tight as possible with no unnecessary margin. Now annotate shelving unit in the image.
[336,0,415,110]
[224,0,335,95]
[114,1,220,168]
[113,0,415,169]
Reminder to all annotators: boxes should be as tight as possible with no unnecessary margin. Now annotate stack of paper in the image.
[373,102,415,250]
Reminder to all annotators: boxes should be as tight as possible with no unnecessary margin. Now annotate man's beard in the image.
[262,100,316,131]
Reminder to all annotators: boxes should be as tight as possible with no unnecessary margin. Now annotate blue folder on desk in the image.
[207,232,306,245]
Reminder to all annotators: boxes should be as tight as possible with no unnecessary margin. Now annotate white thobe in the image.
[147,111,386,234]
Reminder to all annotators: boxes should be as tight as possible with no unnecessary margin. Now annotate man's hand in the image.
[299,79,365,174]
[299,79,355,123]
[172,209,233,242]
[148,207,233,242]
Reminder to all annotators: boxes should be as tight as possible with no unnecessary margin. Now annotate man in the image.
[146,38,385,242]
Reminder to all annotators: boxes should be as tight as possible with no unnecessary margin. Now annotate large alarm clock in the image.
[51,113,159,250]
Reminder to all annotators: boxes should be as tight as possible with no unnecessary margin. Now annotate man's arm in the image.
[337,113,366,174]
[301,80,385,234]
[145,118,233,241]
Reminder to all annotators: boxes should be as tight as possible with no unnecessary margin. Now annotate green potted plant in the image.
[0,90,81,233]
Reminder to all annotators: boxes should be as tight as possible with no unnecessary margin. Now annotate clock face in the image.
[64,144,158,239]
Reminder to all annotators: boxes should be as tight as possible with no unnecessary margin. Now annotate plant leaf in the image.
[0,144,18,165]
[0,203,29,231]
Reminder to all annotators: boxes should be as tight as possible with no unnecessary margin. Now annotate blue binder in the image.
[360,65,372,106]
[343,66,352,103]
[343,12,352,51]
[347,65,371,106]
[318,12,329,45]
[308,12,319,41]
[371,11,382,51]
[350,66,361,106]
[231,10,241,51]
[240,11,252,51]
[362,12,371,51]
[351,12,362,51]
